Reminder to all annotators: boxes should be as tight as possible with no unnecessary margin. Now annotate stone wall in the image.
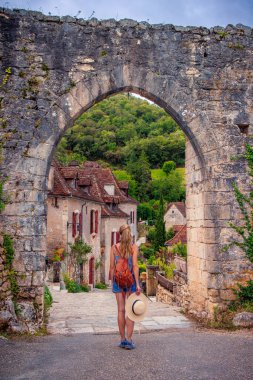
[156,284,175,304]
[173,270,191,314]
[0,8,253,330]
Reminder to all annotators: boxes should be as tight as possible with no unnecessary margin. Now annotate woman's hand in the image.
[136,284,141,295]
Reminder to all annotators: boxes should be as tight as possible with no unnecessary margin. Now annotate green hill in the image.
[56,93,185,169]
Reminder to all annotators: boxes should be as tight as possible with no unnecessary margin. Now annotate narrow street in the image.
[47,284,192,335]
[1,286,252,380]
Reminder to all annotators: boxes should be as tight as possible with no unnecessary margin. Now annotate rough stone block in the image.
[32,271,44,286]
[220,289,237,301]
[233,312,253,327]
[17,274,32,287]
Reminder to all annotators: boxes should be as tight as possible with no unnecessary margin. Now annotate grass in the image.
[113,167,185,182]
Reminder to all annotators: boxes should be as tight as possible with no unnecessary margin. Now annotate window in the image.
[90,210,94,234]
[104,184,115,195]
[95,210,99,234]
[90,209,99,234]
[130,211,135,224]
[79,212,83,238]
[111,231,120,246]
[72,212,77,237]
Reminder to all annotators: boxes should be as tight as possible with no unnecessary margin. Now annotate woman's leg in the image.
[115,292,126,340]
[125,291,134,341]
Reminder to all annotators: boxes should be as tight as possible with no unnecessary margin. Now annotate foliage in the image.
[162,160,176,175]
[95,258,102,270]
[147,255,157,265]
[146,226,156,244]
[44,285,53,312]
[68,240,92,282]
[233,280,253,304]
[224,144,253,263]
[51,247,67,262]
[138,260,147,274]
[171,242,187,259]
[63,273,89,293]
[3,234,19,308]
[166,228,175,242]
[56,93,185,168]
[156,257,176,280]
[0,67,11,89]
[140,245,156,260]
[153,194,166,251]
[127,151,151,202]
[151,170,185,202]
[137,202,157,223]
[68,280,89,293]
[3,234,15,268]
[223,144,253,308]
[95,282,108,289]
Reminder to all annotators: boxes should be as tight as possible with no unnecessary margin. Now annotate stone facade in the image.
[47,161,137,285]
[0,9,253,330]
[164,202,186,231]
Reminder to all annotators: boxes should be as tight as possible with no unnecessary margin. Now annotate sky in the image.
[0,0,253,27]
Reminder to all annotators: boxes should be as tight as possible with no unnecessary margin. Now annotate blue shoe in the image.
[118,339,127,348]
[125,340,136,350]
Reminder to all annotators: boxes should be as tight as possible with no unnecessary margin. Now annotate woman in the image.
[109,224,141,350]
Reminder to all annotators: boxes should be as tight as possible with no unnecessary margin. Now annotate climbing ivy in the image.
[3,234,19,309]
[224,144,253,263]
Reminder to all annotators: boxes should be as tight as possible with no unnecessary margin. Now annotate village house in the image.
[164,201,186,231]
[46,161,138,286]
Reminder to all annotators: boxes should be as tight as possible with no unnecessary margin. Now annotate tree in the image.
[68,240,92,282]
[153,194,166,251]
[127,151,152,202]
[162,160,176,175]
[223,144,253,305]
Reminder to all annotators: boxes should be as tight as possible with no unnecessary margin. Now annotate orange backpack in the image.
[114,245,134,289]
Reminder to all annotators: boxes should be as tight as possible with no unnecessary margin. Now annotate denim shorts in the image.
[112,278,137,293]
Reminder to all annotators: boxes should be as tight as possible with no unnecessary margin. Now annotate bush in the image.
[95,282,107,289]
[63,273,89,293]
[140,245,155,260]
[44,285,53,312]
[147,255,156,265]
[171,242,187,259]
[138,261,146,274]
[156,257,176,280]
[234,280,253,304]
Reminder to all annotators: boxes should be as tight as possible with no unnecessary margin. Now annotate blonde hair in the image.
[119,224,132,258]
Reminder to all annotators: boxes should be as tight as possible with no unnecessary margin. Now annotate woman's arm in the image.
[132,244,141,295]
[109,245,115,282]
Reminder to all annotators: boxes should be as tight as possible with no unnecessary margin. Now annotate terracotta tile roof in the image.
[49,160,137,209]
[117,180,129,189]
[77,177,91,186]
[101,205,129,218]
[173,225,184,233]
[166,202,186,217]
[165,225,187,246]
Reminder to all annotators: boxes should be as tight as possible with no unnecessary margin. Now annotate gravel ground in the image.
[0,328,252,380]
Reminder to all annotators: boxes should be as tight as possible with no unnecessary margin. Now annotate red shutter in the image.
[95,210,99,233]
[111,232,114,246]
[72,212,76,238]
[116,232,120,243]
[90,210,93,234]
[79,213,82,238]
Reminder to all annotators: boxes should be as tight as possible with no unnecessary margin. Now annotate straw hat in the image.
[125,293,148,322]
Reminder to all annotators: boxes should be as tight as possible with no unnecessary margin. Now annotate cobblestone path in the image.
[47,284,193,335]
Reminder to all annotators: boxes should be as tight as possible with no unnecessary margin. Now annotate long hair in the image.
[119,224,132,258]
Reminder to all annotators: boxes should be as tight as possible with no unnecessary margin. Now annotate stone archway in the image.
[0,9,252,331]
